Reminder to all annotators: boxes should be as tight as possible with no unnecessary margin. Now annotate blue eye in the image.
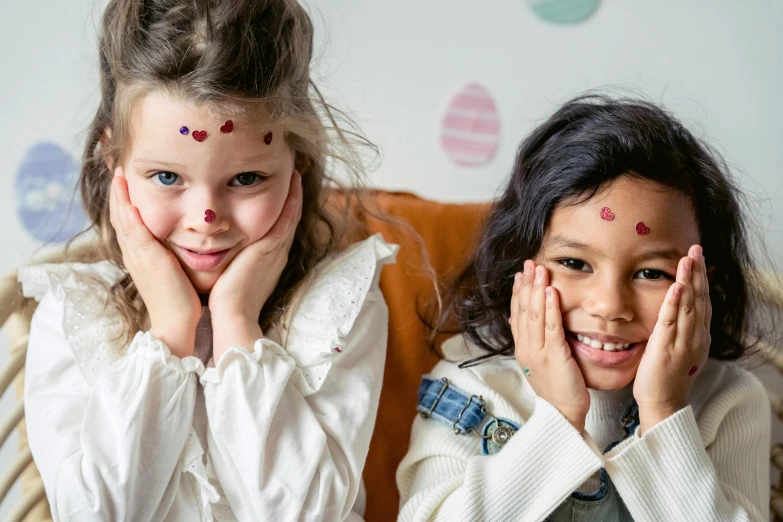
[636,269,672,281]
[557,259,590,272]
[155,172,179,186]
[232,173,261,186]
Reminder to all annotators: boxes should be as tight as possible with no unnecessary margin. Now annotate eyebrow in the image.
[132,159,187,170]
[546,236,683,262]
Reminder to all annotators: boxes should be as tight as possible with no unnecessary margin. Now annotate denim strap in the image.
[417,376,488,435]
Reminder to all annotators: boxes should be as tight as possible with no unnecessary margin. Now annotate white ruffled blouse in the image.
[20,234,397,522]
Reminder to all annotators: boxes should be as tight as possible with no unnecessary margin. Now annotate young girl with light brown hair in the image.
[20,1,396,520]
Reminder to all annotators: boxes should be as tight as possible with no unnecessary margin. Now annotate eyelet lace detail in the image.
[20,261,127,387]
[200,234,398,395]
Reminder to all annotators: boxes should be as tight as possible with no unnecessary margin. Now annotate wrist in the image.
[212,318,263,362]
[638,402,686,435]
[150,326,195,359]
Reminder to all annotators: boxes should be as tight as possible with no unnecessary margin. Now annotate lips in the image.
[566,331,645,368]
[174,245,230,271]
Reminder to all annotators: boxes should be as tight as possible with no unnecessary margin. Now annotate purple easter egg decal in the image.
[15,142,88,244]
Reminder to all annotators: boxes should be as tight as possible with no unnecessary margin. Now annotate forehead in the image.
[543,176,700,256]
[128,92,283,160]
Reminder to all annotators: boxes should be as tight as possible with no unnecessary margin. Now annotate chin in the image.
[188,271,219,295]
[582,368,635,391]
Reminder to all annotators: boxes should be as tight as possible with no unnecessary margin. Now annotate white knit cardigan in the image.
[397,335,770,522]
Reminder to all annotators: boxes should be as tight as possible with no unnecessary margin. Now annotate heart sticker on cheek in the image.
[220,120,233,133]
[600,207,615,221]
[192,130,208,142]
[635,221,650,235]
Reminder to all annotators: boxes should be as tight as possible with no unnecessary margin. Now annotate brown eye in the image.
[636,269,672,281]
[233,173,260,186]
[558,259,588,271]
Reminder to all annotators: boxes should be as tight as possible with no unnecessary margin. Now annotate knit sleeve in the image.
[604,366,770,522]
[397,397,603,522]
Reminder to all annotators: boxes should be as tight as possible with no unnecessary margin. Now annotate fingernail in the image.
[673,284,682,297]
[535,266,544,282]
[545,287,552,300]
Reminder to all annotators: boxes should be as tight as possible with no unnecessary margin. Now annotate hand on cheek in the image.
[208,171,302,362]
[633,245,711,434]
[109,167,202,358]
[511,260,591,434]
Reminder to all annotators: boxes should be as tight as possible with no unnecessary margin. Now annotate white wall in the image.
[310,0,783,268]
[0,0,781,516]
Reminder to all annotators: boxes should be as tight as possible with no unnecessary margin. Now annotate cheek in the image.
[637,289,668,330]
[548,274,580,312]
[235,191,288,242]
[126,179,178,240]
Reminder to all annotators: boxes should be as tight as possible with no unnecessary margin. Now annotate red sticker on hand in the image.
[600,207,615,221]
[220,120,233,133]
[635,221,650,235]
[192,130,208,142]
[688,365,698,376]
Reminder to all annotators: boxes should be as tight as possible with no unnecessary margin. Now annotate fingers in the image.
[544,286,567,350]
[652,279,682,349]
[259,171,303,250]
[673,256,695,352]
[688,245,709,329]
[527,265,549,353]
[511,260,535,347]
[109,167,155,251]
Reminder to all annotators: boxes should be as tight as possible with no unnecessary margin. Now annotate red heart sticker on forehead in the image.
[635,221,650,235]
[220,120,233,133]
[600,207,615,221]
[192,130,208,142]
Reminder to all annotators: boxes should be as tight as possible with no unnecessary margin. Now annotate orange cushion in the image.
[352,191,491,521]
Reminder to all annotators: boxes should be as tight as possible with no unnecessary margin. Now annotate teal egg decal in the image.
[528,0,601,25]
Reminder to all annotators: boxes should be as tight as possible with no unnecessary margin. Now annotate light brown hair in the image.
[75,0,374,342]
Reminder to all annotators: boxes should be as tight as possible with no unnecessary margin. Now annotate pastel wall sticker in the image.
[441,83,501,167]
[15,142,88,244]
[528,0,601,25]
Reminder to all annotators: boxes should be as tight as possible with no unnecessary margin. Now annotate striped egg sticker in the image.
[528,0,601,25]
[441,83,501,167]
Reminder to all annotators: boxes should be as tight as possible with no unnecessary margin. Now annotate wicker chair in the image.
[1,242,781,521]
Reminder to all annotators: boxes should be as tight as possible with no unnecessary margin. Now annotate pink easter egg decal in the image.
[441,83,501,167]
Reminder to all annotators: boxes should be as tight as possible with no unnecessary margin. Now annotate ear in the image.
[100,127,115,171]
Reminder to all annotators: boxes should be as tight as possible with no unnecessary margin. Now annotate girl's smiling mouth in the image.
[565,330,646,367]
[173,244,232,271]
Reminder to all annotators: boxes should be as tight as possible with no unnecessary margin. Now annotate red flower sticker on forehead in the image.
[635,221,650,235]
[600,207,615,221]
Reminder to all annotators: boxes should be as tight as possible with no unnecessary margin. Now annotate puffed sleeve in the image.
[200,234,397,521]
[21,262,205,521]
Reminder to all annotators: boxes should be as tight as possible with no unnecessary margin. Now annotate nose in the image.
[582,273,634,323]
[183,194,229,235]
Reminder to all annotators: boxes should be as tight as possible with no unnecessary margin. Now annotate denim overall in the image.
[417,377,636,521]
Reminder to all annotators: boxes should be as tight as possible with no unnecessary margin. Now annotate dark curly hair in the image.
[436,94,766,366]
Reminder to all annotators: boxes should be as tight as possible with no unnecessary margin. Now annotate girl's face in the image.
[122,93,295,293]
[535,176,701,391]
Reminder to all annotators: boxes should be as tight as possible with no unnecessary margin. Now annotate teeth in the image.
[575,334,631,351]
